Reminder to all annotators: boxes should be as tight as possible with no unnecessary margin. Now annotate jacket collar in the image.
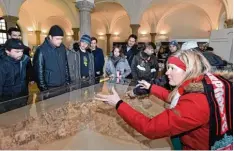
[3,54,21,63]
[44,37,64,50]
[182,71,233,94]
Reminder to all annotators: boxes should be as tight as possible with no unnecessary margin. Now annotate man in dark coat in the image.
[128,42,159,96]
[33,25,70,91]
[131,42,159,82]
[122,34,140,79]
[0,39,32,113]
[122,34,139,66]
[7,27,31,56]
[90,37,105,78]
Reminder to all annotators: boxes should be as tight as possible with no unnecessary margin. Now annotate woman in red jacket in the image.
[95,50,233,150]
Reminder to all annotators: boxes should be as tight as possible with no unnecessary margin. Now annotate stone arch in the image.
[139,8,158,33]
[109,12,129,33]
[41,16,72,34]
[221,0,229,19]
[156,2,213,32]
[218,6,227,29]
[156,4,212,39]
[91,17,108,35]
[92,13,110,33]
[92,1,130,34]
[19,0,76,29]
[50,0,79,27]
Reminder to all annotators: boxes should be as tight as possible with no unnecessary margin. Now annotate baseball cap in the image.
[169,40,178,47]
[5,39,27,50]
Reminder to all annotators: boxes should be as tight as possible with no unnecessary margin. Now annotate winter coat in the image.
[67,47,95,83]
[122,44,140,66]
[131,51,159,82]
[116,71,233,150]
[202,51,227,67]
[92,47,105,77]
[105,56,131,78]
[0,54,30,102]
[33,37,70,91]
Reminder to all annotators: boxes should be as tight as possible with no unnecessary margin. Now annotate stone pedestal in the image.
[72,28,80,41]
[130,24,140,37]
[225,19,233,28]
[106,33,112,55]
[3,16,19,30]
[35,30,41,46]
[150,33,157,43]
[76,0,94,37]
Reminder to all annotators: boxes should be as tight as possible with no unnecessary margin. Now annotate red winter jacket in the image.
[117,84,210,150]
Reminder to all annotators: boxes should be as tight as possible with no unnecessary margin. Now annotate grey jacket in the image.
[105,57,131,78]
[67,48,95,83]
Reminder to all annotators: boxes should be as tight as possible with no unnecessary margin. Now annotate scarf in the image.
[111,56,121,67]
[170,73,233,150]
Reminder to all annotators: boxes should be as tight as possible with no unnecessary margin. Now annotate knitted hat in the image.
[80,34,91,45]
[48,25,64,37]
[169,40,178,47]
[181,41,198,51]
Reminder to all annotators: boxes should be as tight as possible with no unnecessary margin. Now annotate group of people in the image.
[0,24,232,150]
[95,42,233,150]
[0,25,156,112]
[0,24,230,106]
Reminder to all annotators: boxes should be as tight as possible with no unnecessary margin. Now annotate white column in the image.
[76,0,94,37]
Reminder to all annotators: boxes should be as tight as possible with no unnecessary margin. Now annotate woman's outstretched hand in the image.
[94,87,121,106]
[136,80,151,90]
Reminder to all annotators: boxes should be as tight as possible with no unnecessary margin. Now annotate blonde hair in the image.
[167,50,211,102]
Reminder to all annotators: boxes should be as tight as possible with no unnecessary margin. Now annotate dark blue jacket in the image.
[122,44,139,66]
[33,37,70,91]
[0,54,30,102]
[92,47,105,77]
[202,51,227,67]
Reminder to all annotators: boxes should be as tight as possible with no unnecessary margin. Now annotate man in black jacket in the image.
[122,34,139,79]
[122,34,139,65]
[90,37,105,78]
[33,25,70,91]
[131,42,158,82]
[0,27,31,57]
[0,39,31,113]
[129,42,159,96]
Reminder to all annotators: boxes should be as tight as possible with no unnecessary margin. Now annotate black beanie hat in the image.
[48,25,64,37]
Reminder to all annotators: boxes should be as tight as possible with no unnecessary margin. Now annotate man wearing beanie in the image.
[33,25,70,91]
[67,34,95,85]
